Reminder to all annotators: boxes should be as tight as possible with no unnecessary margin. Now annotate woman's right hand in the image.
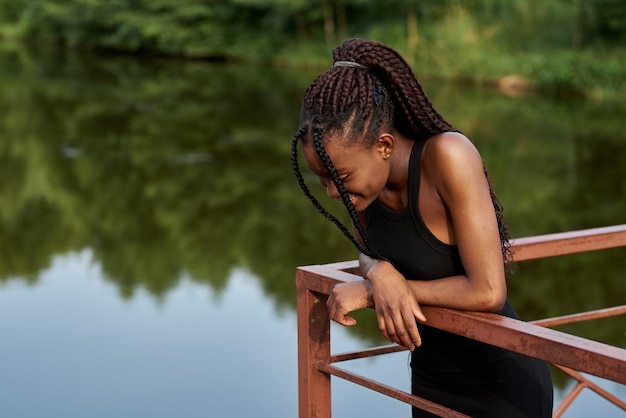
[364,259,427,351]
[327,280,373,326]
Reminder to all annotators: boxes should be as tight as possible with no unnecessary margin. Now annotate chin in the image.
[348,197,371,212]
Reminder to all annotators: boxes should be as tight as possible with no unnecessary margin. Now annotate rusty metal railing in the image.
[296,224,626,417]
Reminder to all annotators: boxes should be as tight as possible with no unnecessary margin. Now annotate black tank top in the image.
[363,139,519,364]
[364,140,553,417]
[364,140,465,281]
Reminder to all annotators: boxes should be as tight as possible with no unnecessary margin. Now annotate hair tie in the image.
[333,60,367,69]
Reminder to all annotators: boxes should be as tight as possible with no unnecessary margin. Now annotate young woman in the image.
[291,38,553,417]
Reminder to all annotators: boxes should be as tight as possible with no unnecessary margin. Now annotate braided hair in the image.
[291,38,513,265]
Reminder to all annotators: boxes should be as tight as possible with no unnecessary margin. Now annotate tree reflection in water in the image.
[0,44,624,358]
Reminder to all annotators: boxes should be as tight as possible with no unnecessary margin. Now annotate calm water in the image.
[0,44,625,417]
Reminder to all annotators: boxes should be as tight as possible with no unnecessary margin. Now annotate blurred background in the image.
[0,1,624,417]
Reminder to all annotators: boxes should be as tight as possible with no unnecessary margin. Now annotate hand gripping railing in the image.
[296,224,626,417]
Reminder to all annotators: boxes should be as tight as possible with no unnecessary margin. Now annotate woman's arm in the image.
[366,133,506,312]
[328,133,506,349]
[413,132,507,310]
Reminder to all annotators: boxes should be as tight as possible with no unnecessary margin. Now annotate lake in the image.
[0,44,624,417]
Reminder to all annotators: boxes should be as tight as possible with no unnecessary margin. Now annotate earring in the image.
[384,154,391,160]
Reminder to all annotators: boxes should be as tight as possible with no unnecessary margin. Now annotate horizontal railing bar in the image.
[330,344,406,363]
[326,225,626,275]
[329,304,626,365]
[532,305,626,328]
[419,306,626,385]
[318,363,470,418]
[323,260,359,274]
[296,265,362,294]
[510,224,626,261]
[329,304,626,364]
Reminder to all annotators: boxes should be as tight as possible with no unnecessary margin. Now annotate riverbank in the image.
[1,1,624,103]
[1,34,623,102]
[273,41,624,102]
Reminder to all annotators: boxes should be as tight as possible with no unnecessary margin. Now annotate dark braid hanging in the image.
[484,167,513,265]
[292,38,513,266]
[291,127,381,259]
[309,127,378,257]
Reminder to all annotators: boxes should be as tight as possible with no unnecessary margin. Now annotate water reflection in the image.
[0,44,624,355]
[0,250,301,418]
[0,45,355,302]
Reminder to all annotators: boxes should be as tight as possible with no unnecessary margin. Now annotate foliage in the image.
[0,0,624,96]
[0,0,253,57]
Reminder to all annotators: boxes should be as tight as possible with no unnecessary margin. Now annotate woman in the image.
[290,38,553,417]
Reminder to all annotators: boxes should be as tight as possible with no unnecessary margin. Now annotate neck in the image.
[382,132,415,210]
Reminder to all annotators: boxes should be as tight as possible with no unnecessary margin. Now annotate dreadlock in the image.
[291,38,513,266]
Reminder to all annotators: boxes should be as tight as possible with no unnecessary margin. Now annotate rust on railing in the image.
[297,224,626,417]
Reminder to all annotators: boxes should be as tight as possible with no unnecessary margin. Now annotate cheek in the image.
[368,163,389,188]
[355,168,388,197]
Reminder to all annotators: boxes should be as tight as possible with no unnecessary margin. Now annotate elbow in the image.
[481,286,507,312]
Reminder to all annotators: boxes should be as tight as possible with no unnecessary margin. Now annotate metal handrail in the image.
[297,224,626,417]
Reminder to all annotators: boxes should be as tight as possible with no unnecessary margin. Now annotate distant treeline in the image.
[0,0,625,95]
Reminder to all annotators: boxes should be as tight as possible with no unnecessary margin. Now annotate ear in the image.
[376,133,395,160]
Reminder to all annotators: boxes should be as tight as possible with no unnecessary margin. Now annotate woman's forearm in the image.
[360,254,506,313]
[405,275,506,312]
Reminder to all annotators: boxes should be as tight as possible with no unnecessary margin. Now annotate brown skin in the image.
[302,130,507,352]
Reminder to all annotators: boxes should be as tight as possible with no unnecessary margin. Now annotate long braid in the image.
[291,127,380,259]
[484,166,514,266]
[310,128,380,258]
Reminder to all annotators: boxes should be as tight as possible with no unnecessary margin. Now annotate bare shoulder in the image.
[422,132,485,196]
[423,132,481,165]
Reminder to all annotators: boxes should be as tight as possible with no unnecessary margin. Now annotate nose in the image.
[325,181,340,199]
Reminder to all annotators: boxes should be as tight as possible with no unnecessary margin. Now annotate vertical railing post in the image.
[297,271,331,418]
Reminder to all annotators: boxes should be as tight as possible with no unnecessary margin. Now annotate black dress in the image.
[364,140,553,417]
